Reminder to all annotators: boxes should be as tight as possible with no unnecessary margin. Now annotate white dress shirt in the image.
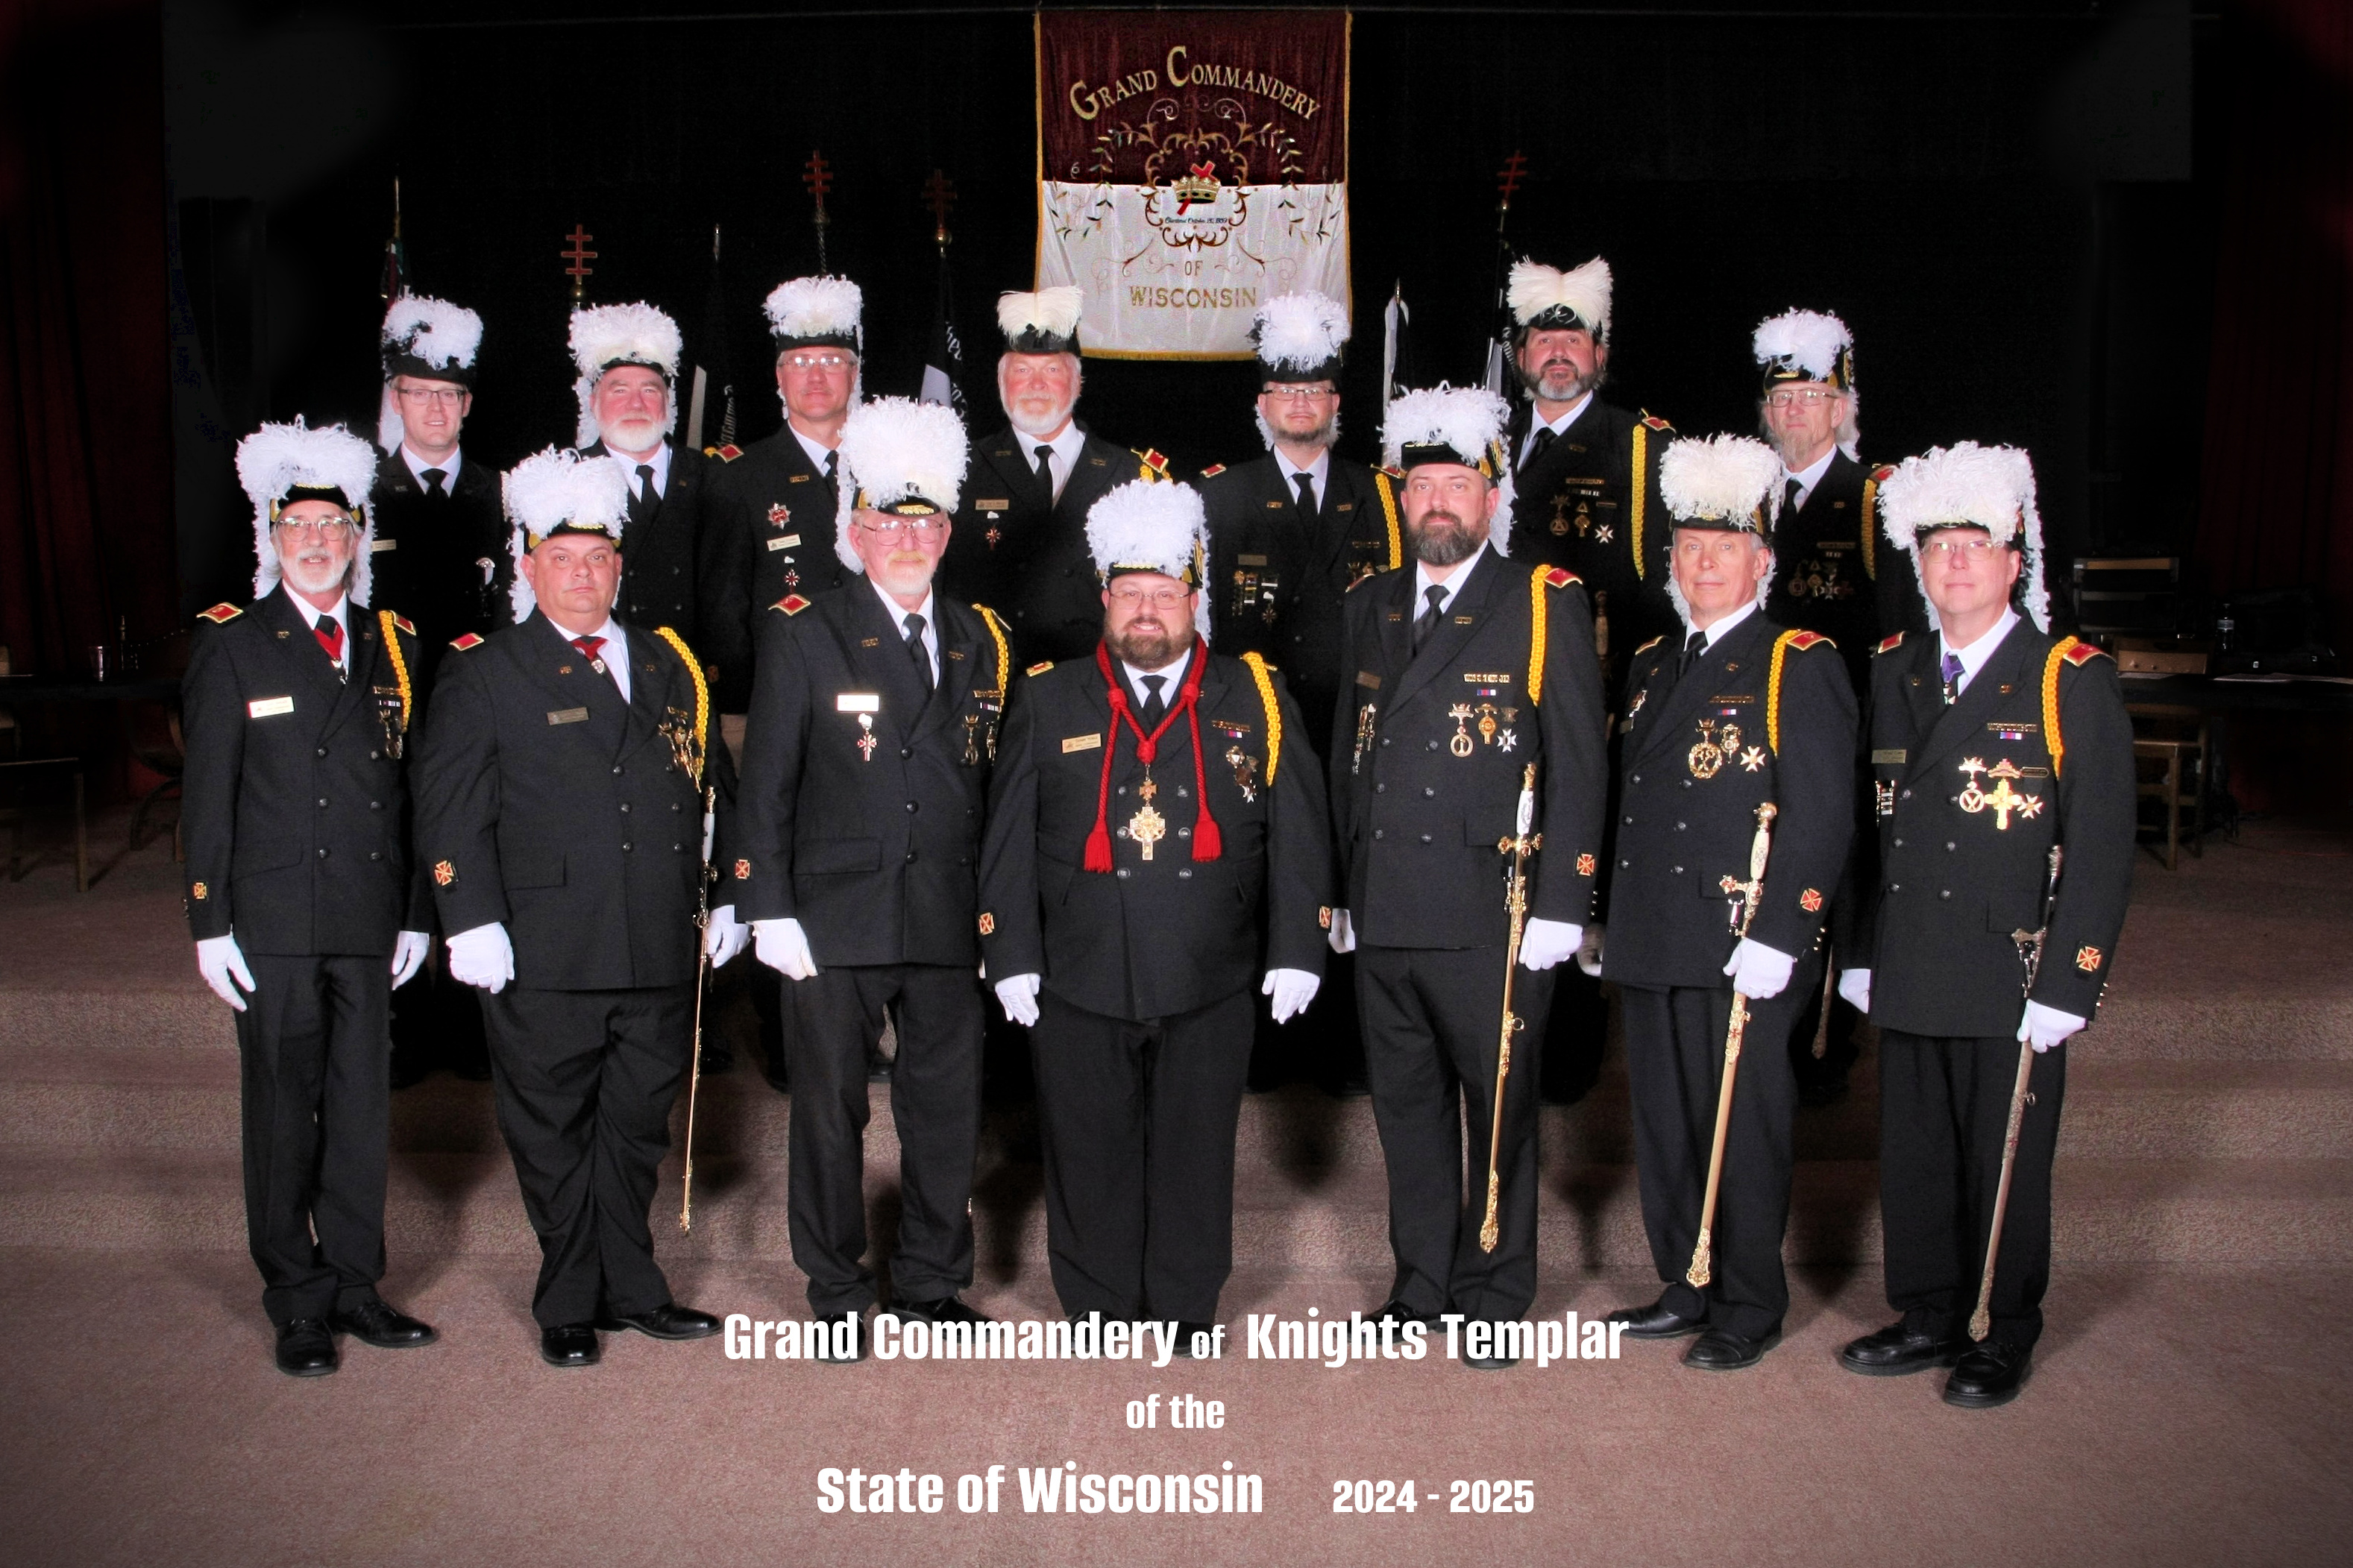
[1275,446,1332,508]
[1690,595,1761,651]
[1122,643,1192,713]
[1025,422,1088,505]
[873,578,939,686]
[1413,541,1490,620]
[789,423,841,481]
[1518,391,1592,468]
[1782,445,1836,511]
[1939,608,2020,696]
[559,614,632,702]
[296,590,353,677]
[607,441,671,504]
[400,446,463,489]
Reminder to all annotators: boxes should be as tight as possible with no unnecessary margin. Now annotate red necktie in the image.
[572,634,617,687]
[313,613,343,664]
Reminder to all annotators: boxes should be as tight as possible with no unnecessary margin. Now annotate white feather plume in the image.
[1751,308,1850,382]
[1378,383,1517,558]
[996,286,1084,344]
[765,275,863,341]
[500,446,632,622]
[568,302,682,447]
[1877,441,2049,633]
[1085,479,1212,637]
[1254,290,1349,374]
[377,295,484,452]
[1508,256,1612,340]
[830,397,970,575]
[235,419,382,605]
[1660,434,1782,525]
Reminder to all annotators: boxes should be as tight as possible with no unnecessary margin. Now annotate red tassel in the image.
[1084,819,1114,873]
[1186,697,1222,860]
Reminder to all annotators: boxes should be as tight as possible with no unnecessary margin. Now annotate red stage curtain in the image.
[0,0,177,677]
[2193,0,2353,632]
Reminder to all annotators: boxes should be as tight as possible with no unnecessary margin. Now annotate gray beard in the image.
[1008,399,1078,440]
[1524,362,1595,403]
[1407,511,1484,567]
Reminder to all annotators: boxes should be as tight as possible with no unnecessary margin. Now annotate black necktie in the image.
[1521,426,1556,475]
[823,448,840,499]
[1413,584,1447,654]
[1139,673,1167,729]
[1292,470,1318,521]
[630,464,657,526]
[1783,476,1804,517]
[1034,444,1056,503]
[1677,628,1707,679]
[904,611,932,693]
[421,467,448,500]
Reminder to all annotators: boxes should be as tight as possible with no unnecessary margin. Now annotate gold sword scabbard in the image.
[1480,763,1542,1255]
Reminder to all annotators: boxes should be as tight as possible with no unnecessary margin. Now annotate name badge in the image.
[246,696,294,719]
[788,473,811,484]
[837,693,881,713]
[1239,554,1269,567]
[976,498,1010,513]
[767,535,799,552]
[1356,671,1381,689]
[369,538,398,552]
[547,707,590,725]
[1062,732,1103,753]
[1871,748,1907,764]
[1464,672,1511,684]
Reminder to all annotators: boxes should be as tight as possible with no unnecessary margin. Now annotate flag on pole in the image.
[919,171,965,415]
[686,224,736,453]
[1483,153,1529,395]
[1381,281,1412,424]
[380,176,408,303]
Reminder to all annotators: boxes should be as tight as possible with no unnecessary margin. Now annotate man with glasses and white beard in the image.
[940,286,1172,667]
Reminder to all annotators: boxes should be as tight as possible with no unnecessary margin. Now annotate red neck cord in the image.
[1083,641,1222,872]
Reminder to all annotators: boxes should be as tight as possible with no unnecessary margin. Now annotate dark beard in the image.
[1406,509,1484,567]
[1105,621,1195,670]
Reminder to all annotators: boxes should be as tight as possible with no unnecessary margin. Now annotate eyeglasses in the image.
[1265,385,1336,402]
[783,353,855,373]
[858,517,949,538]
[275,517,354,538]
[1920,537,2002,560]
[1764,388,1842,409]
[395,385,467,406]
[1110,585,1192,608]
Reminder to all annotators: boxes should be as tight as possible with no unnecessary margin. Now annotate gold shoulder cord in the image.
[1527,569,1550,707]
[1374,469,1404,570]
[377,610,412,728]
[2043,637,2079,778]
[975,603,1012,693]
[1630,424,1648,579]
[1240,651,1283,784]
[1766,629,1801,755]
[1859,473,1880,580]
[653,626,709,784]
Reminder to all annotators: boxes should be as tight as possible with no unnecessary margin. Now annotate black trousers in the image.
[1357,945,1556,1323]
[1879,1030,2067,1351]
[480,983,692,1327]
[390,928,490,1079]
[235,954,392,1325]
[1619,977,1807,1339]
[1538,959,1610,1104]
[1028,986,1254,1322]
[783,963,983,1314]
[1785,944,1864,1090]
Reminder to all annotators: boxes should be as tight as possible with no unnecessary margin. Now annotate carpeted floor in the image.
[1,810,2349,1565]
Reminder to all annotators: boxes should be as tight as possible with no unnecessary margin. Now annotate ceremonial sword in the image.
[1971,844,2065,1341]
[1687,802,1779,1288]
[1479,763,1542,1254]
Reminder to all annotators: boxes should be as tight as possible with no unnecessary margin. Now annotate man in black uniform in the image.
[732,397,1010,1356]
[1198,290,1395,1094]
[368,293,503,1086]
[1328,386,1609,1367]
[1835,441,2134,1408]
[415,446,747,1368]
[1592,433,1856,1371]
[978,479,1328,1341]
[940,286,1171,666]
[1499,257,1673,1106]
[186,418,437,1375]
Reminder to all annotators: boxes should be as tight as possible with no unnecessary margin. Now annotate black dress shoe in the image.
[1943,1341,2032,1408]
[812,1311,866,1362]
[1840,1320,1964,1377]
[595,1303,722,1341]
[1608,1298,1708,1340]
[541,1324,600,1367]
[331,1299,438,1348]
[1372,1299,1443,1330]
[1683,1327,1777,1371]
[890,1296,993,1325]
[274,1319,339,1377]
[1171,1320,1217,1357]
[1460,1321,1520,1370]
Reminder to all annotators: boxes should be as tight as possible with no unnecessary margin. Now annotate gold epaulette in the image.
[1373,469,1403,570]
[1786,629,1835,652]
[1136,448,1171,480]
[1239,652,1283,784]
[973,604,1012,693]
[1640,412,1674,432]
[1026,660,1055,677]
[389,612,416,636]
[2063,641,2108,667]
[652,626,709,786]
[198,602,242,624]
[1541,566,1580,590]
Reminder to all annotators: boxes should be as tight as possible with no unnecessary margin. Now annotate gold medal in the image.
[1448,703,1476,758]
[1126,775,1166,860]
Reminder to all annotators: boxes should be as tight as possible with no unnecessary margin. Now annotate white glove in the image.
[704,904,749,968]
[446,922,515,994]
[1724,938,1797,1000]
[195,933,256,1013]
[2018,999,2087,1053]
[1328,907,1357,954]
[753,917,818,980]
[390,931,431,989]
[1262,968,1322,1024]
[995,972,1042,1027]
[1838,968,1871,1013]
[1576,922,1606,978]
[1518,918,1582,972]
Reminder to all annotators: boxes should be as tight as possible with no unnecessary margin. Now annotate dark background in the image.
[10,0,2349,692]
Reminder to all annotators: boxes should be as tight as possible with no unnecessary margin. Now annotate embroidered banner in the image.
[1034,10,1351,361]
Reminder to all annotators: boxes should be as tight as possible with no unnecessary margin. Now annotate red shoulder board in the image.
[1137,448,1170,476]
[391,614,416,636]
[1378,464,1404,479]
[1542,567,1580,589]
[773,594,812,616]
[2063,641,2108,667]
[1871,465,1897,482]
[1199,464,1227,479]
[450,632,486,652]
[1875,632,1906,655]
[1640,413,1674,432]
[1787,630,1834,651]
[711,444,744,462]
[197,602,242,624]
[1026,660,1056,677]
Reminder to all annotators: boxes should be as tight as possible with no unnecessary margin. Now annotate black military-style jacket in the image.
[367,448,508,688]
[940,424,1166,667]
[412,609,738,993]
[1840,620,2135,1036]
[578,440,734,681]
[1199,452,1397,761]
[1762,450,1929,693]
[180,585,431,957]
[701,427,852,711]
[1598,608,1857,990]
[1502,397,1680,678]
[1329,547,1609,948]
[978,644,1330,1021]
[729,581,1011,968]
